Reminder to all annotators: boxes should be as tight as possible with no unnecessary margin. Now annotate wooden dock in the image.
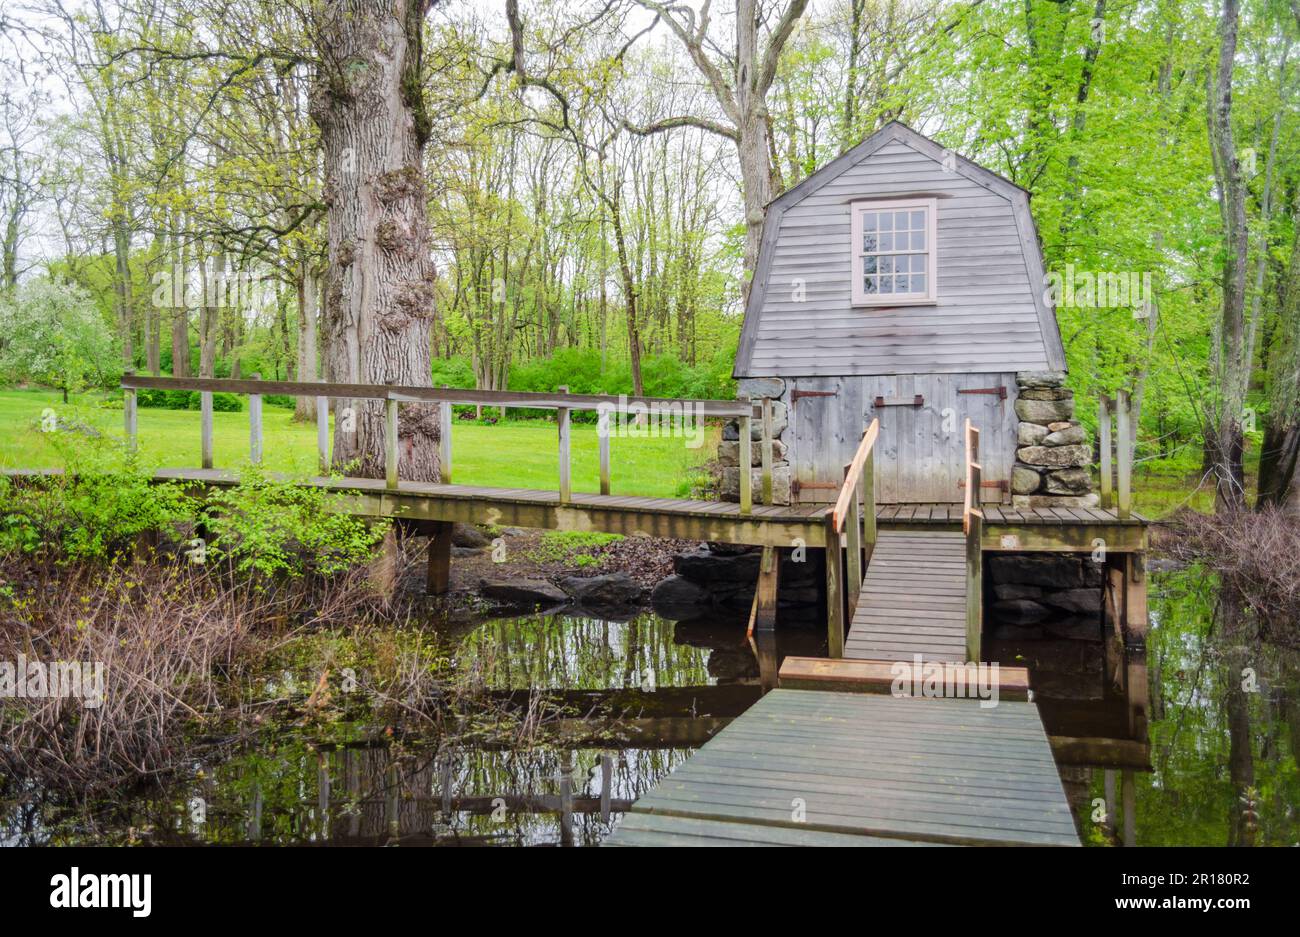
[845,529,968,662]
[604,689,1080,847]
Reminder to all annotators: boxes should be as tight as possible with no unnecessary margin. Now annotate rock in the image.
[452,523,491,548]
[721,402,789,441]
[1082,560,1105,587]
[1047,421,1073,432]
[994,583,1044,601]
[452,546,483,558]
[989,554,1086,587]
[738,377,786,399]
[1012,464,1042,495]
[707,646,760,681]
[1016,370,1067,389]
[720,464,792,505]
[649,575,712,613]
[1015,396,1074,424]
[674,548,761,583]
[1041,616,1102,641]
[479,578,568,607]
[717,438,788,466]
[560,572,644,607]
[1018,387,1074,401]
[991,599,1051,624]
[1012,493,1100,509]
[1017,444,1091,468]
[1044,587,1103,614]
[1042,467,1091,494]
[1043,424,1086,446]
[1017,422,1048,446]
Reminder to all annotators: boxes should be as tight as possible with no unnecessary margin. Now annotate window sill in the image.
[851,296,939,308]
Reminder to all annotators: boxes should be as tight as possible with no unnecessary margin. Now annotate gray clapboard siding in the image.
[735,122,1066,378]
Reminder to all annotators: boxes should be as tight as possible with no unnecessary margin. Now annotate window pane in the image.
[863,232,877,252]
[911,274,927,293]
[863,274,877,294]
[911,230,925,250]
[879,256,893,275]
[913,254,926,273]
[896,255,910,273]
[894,211,909,230]
[863,212,877,231]
[910,210,924,229]
[879,212,893,231]
[894,275,909,292]
[863,255,876,274]
[879,232,893,251]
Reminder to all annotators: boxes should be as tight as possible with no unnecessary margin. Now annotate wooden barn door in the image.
[791,374,1013,505]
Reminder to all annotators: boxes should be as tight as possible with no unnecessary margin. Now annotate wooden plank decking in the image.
[845,529,969,663]
[604,689,1080,847]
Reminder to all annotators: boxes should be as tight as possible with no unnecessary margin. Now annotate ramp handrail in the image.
[964,418,983,661]
[823,419,880,658]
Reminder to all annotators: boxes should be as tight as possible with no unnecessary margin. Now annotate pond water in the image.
[3,568,1298,846]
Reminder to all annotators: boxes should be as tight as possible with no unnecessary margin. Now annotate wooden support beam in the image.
[123,370,138,453]
[200,390,214,469]
[426,520,453,595]
[248,372,262,465]
[1116,389,1132,519]
[966,506,983,663]
[747,544,780,636]
[384,386,399,490]
[598,419,611,496]
[1098,395,1113,510]
[863,448,877,555]
[778,657,1031,700]
[824,513,844,658]
[557,385,571,503]
[760,397,773,506]
[1122,552,1149,645]
[439,385,452,484]
[316,392,329,474]
[738,396,753,514]
[844,463,862,616]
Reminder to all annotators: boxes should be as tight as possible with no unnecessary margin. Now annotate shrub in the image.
[199,466,389,577]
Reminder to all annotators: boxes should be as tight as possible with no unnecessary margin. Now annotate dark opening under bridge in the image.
[9,375,1151,846]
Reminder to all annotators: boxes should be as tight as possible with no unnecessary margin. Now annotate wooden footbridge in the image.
[8,375,1151,847]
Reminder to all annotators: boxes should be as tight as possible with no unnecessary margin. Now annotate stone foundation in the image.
[650,541,823,621]
[715,377,793,505]
[986,552,1104,640]
[1011,371,1099,509]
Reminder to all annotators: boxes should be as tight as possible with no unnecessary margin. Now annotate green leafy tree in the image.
[0,277,120,400]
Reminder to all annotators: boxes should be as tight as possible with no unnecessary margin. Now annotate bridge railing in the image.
[823,419,880,658]
[1097,390,1134,519]
[963,419,983,662]
[118,373,778,511]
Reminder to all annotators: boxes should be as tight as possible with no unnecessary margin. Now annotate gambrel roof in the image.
[735,121,1067,378]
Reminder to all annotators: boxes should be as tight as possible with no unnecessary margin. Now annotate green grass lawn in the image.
[0,388,718,499]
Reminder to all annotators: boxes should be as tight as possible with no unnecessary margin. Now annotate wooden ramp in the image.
[604,689,1079,847]
[845,529,969,663]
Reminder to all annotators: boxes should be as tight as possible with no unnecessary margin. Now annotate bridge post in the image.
[201,391,214,469]
[316,387,329,475]
[122,369,137,453]
[843,462,862,616]
[1116,389,1132,519]
[384,381,399,490]
[760,397,773,505]
[824,513,844,658]
[738,396,753,514]
[426,521,453,595]
[747,544,780,635]
[439,386,452,484]
[598,418,611,495]
[557,386,571,503]
[1098,395,1113,509]
[248,373,262,465]
[863,446,876,557]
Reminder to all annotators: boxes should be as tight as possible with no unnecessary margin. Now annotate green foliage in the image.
[0,436,193,562]
[527,529,623,565]
[137,389,242,411]
[0,279,121,393]
[199,466,388,577]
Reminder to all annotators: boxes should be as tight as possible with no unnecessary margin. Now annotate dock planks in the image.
[604,689,1080,847]
[845,529,969,663]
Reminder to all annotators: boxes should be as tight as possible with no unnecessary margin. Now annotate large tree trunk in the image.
[736,0,776,301]
[1206,0,1249,513]
[197,249,222,378]
[311,0,440,481]
[1258,210,1300,509]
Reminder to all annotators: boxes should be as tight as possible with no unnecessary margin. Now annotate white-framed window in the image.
[849,197,938,306]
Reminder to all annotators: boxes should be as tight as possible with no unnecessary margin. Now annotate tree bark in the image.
[311,0,440,481]
[294,262,321,421]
